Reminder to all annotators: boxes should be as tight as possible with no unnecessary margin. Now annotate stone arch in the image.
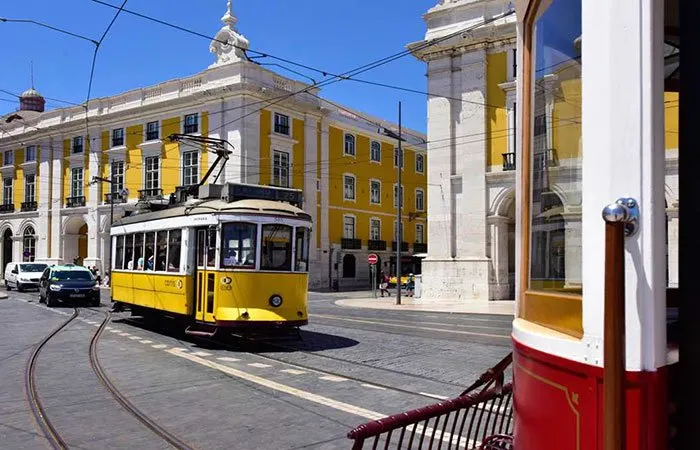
[490,186,516,217]
[1,226,12,274]
[62,215,88,265]
[18,219,37,236]
[22,225,36,262]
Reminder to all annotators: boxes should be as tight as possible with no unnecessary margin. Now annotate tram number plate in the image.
[69,293,85,298]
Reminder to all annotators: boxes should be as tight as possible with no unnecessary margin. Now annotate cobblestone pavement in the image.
[0,288,512,449]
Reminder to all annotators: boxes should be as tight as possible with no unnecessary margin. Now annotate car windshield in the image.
[19,264,48,273]
[51,270,94,281]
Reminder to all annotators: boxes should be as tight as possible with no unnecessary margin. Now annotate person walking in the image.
[379,271,390,297]
[406,273,415,297]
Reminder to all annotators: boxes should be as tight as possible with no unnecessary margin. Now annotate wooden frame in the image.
[518,0,583,339]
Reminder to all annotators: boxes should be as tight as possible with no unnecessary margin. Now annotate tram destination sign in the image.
[224,183,304,207]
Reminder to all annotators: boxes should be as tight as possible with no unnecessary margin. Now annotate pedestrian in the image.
[379,271,390,297]
[406,273,415,297]
[95,267,101,285]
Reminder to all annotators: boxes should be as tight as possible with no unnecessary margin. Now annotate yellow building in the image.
[0,3,426,289]
[410,0,678,301]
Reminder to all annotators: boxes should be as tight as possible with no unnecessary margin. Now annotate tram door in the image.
[195,227,217,323]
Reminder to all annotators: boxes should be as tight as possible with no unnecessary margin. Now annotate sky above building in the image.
[0,0,436,133]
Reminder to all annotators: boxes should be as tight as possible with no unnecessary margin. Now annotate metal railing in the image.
[21,201,37,211]
[65,196,86,207]
[341,238,362,250]
[138,188,163,201]
[348,354,514,450]
[104,192,127,204]
[502,152,516,171]
[414,243,427,253]
[0,203,14,213]
[392,241,409,252]
[368,240,387,251]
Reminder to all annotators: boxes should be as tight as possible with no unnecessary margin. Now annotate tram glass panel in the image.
[124,234,133,270]
[261,224,293,271]
[145,232,156,271]
[295,227,310,272]
[220,222,257,269]
[167,230,181,272]
[114,235,124,270]
[529,0,582,294]
[133,233,144,270]
[155,231,167,271]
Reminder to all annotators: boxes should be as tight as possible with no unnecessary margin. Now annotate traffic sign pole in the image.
[367,253,378,299]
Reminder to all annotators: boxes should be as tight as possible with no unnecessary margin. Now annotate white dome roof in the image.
[20,87,43,98]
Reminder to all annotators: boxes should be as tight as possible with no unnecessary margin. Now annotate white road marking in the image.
[419,392,449,400]
[319,375,347,382]
[109,329,120,333]
[248,362,272,368]
[139,340,153,344]
[280,369,306,375]
[312,314,510,339]
[170,347,188,352]
[151,344,167,349]
[190,351,212,357]
[118,332,131,336]
[128,336,142,340]
[106,327,113,330]
[87,321,98,325]
[361,383,386,390]
[216,357,241,362]
[167,349,475,448]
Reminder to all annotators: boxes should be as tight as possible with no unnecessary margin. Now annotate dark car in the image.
[39,265,100,307]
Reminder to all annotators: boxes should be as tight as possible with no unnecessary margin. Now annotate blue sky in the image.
[0,1,437,133]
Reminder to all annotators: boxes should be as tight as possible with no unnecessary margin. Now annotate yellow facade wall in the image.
[292,118,305,189]
[62,139,70,205]
[259,109,272,186]
[125,124,144,200]
[665,91,679,150]
[486,51,508,167]
[13,148,24,208]
[161,118,179,195]
[551,71,582,161]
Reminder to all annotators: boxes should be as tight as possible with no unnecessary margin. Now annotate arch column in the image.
[84,213,100,269]
[487,215,512,299]
[562,209,582,288]
[667,201,679,288]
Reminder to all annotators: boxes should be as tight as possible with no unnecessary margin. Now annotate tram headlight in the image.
[269,295,283,308]
[49,284,62,292]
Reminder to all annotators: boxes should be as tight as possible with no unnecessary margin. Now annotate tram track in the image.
[24,304,194,450]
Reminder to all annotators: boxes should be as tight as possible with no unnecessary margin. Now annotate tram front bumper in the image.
[214,307,307,328]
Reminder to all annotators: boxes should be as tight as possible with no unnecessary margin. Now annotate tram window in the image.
[167,229,181,272]
[114,235,124,270]
[221,223,257,269]
[145,232,155,271]
[134,233,144,270]
[295,227,310,272]
[206,229,217,267]
[155,231,168,272]
[261,224,292,271]
[124,234,134,270]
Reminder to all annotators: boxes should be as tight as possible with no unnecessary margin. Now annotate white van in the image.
[4,262,49,291]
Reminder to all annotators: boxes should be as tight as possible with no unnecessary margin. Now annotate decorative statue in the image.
[209,0,250,67]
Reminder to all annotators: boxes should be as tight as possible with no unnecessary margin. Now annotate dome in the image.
[19,87,45,113]
[20,87,43,98]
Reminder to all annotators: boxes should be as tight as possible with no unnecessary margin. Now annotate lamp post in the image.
[91,160,117,274]
[380,102,404,305]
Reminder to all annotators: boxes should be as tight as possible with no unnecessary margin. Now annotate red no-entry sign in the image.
[368,253,378,265]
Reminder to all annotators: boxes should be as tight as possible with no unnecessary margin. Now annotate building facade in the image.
[0,2,427,289]
[410,0,678,301]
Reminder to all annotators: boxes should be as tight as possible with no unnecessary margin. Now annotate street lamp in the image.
[379,102,405,305]
[90,160,118,276]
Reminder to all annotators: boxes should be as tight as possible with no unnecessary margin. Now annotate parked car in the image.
[38,265,100,307]
[4,262,49,291]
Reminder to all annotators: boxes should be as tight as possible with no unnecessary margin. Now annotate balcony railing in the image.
[392,241,409,252]
[139,188,163,201]
[0,203,14,213]
[368,240,386,251]
[502,152,516,171]
[341,238,362,250]
[66,196,86,208]
[413,243,427,253]
[104,192,127,204]
[21,201,37,212]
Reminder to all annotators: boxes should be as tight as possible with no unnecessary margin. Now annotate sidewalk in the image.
[335,295,515,315]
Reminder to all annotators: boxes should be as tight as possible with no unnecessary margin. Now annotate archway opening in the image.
[64,217,88,266]
[530,194,566,289]
[23,226,36,262]
[2,228,12,275]
[342,254,356,278]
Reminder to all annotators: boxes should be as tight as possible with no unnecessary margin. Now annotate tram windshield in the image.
[261,224,292,271]
[221,222,257,269]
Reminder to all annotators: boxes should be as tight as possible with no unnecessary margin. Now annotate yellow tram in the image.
[109,183,312,336]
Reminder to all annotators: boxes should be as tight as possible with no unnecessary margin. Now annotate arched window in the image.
[23,226,36,262]
[342,254,356,278]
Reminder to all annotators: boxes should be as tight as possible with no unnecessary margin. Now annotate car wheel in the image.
[91,298,100,307]
[16,284,22,292]
[5,283,11,291]
[46,294,57,307]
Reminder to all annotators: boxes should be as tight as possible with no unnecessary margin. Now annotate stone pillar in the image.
[563,212,582,288]
[303,114,318,260]
[84,212,100,270]
[36,138,53,261]
[49,140,64,264]
[667,202,679,288]
[488,215,511,299]
[318,120,331,289]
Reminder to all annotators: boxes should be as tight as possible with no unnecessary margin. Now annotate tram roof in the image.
[113,198,312,226]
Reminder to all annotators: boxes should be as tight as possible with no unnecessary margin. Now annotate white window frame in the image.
[415,153,425,174]
[393,183,404,208]
[272,150,290,188]
[393,220,404,243]
[415,223,425,244]
[25,145,36,162]
[24,174,35,203]
[182,150,200,186]
[394,146,404,169]
[2,177,12,205]
[3,150,13,166]
[144,155,160,191]
[370,140,381,163]
[70,167,84,198]
[507,47,518,81]
[183,113,199,135]
[343,173,356,201]
[112,127,125,147]
[369,218,381,241]
[273,112,291,136]
[145,120,160,141]
[344,133,356,157]
[343,214,356,239]
[369,179,381,205]
[72,136,84,154]
[415,188,425,211]
[111,161,125,193]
